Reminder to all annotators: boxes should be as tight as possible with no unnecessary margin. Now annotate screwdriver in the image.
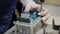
[40,0,45,34]
[59,28,60,34]
[40,0,44,12]
[38,0,45,17]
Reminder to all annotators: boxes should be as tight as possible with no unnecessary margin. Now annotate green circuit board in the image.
[18,16,42,25]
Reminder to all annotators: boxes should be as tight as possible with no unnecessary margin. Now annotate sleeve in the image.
[0,0,18,33]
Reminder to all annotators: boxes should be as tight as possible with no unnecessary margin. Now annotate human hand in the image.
[24,2,50,23]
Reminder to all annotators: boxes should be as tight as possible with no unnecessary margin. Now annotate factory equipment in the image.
[14,0,45,34]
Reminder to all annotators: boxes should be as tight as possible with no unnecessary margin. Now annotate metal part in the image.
[59,28,60,34]
[41,19,46,34]
[40,0,45,34]
[52,18,55,28]
[43,25,45,34]
[40,0,44,12]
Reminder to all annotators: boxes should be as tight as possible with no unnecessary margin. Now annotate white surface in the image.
[36,25,58,34]
[46,16,60,25]
[45,4,60,17]
[44,4,60,25]
[4,26,15,34]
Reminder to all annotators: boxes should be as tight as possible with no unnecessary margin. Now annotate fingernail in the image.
[38,12,42,15]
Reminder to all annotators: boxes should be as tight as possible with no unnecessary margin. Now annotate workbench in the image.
[4,24,59,34]
[4,16,60,34]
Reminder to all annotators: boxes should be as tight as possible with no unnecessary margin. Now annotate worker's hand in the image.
[24,2,50,23]
[38,7,50,23]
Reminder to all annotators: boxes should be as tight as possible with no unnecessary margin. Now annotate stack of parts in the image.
[14,17,43,34]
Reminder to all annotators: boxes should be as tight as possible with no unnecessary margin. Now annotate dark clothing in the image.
[0,0,18,33]
[9,1,23,29]
[16,0,22,14]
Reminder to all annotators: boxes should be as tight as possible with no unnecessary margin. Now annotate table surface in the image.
[36,24,59,34]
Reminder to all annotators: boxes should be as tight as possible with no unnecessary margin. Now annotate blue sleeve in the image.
[0,0,18,33]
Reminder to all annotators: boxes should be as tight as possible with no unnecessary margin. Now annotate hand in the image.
[24,2,50,23]
[38,7,50,23]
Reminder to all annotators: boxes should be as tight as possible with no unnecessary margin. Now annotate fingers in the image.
[38,7,49,16]
[38,7,50,23]
[42,13,50,23]
[24,3,32,12]
[24,1,36,12]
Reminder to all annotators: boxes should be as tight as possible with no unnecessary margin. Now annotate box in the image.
[14,17,43,34]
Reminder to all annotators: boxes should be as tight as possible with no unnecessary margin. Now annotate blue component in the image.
[33,11,37,17]
[21,5,39,23]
